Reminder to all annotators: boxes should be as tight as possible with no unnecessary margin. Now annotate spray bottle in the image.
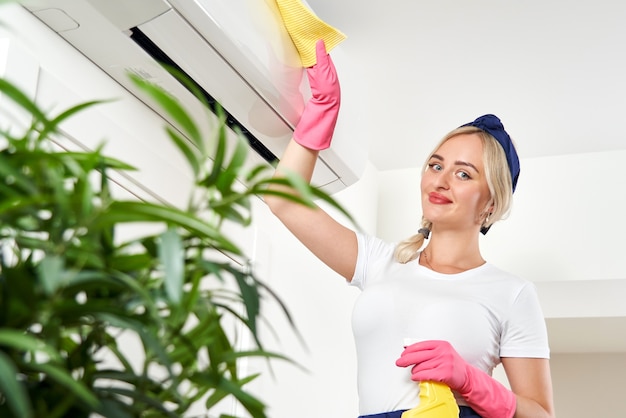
[401,381,459,418]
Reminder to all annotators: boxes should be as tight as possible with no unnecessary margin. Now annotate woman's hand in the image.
[293,39,341,150]
[396,340,517,418]
[396,340,469,390]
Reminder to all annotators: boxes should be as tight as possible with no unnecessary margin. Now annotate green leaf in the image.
[37,255,64,295]
[196,372,259,410]
[165,126,200,177]
[95,386,178,417]
[41,99,107,143]
[74,167,94,219]
[201,374,266,418]
[245,163,271,183]
[159,64,210,155]
[209,200,251,227]
[28,362,100,408]
[107,271,160,318]
[92,397,134,418]
[162,64,212,112]
[0,329,62,362]
[219,350,299,369]
[158,227,184,305]
[54,151,136,171]
[252,177,315,208]
[0,77,49,126]
[99,341,136,378]
[203,110,228,187]
[216,131,248,192]
[231,271,260,335]
[0,153,38,195]
[95,313,172,377]
[107,253,152,272]
[0,351,33,418]
[99,201,242,254]
[310,185,358,227]
[283,169,315,202]
[129,73,202,147]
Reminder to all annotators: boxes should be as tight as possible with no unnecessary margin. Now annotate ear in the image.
[479,202,494,217]
[486,199,495,215]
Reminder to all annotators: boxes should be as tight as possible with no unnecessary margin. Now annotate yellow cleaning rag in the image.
[274,0,346,67]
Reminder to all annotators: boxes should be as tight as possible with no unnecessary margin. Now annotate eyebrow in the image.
[430,153,480,173]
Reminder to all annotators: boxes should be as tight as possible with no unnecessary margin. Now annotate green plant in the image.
[0,73,350,418]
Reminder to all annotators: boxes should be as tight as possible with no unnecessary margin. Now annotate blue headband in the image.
[460,114,520,193]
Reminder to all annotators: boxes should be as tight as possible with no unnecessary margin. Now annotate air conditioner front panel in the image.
[22,0,363,191]
[168,0,305,123]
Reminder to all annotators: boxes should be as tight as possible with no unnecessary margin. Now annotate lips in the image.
[428,192,452,204]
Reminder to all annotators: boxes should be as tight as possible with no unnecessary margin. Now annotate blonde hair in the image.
[393,126,514,263]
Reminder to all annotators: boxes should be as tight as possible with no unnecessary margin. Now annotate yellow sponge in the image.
[274,0,346,67]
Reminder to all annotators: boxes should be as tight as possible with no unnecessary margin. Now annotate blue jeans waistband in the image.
[358,406,480,418]
[357,411,407,418]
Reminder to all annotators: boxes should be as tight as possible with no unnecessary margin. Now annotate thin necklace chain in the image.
[421,249,485,272]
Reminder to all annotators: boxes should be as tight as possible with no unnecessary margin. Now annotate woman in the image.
[265,40,555,418]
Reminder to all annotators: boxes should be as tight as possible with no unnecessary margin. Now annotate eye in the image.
[456,171,471,180]
[428,163,443,172]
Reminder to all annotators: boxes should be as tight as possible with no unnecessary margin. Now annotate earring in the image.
[480,212,492,227]
[480,213,493,235]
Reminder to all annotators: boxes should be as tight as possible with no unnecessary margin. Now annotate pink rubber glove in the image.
[293,39,340,150]
[396,340,517,418]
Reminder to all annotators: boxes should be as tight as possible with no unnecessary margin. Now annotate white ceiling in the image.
[306,0,626,171]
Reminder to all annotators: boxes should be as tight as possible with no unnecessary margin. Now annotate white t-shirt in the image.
[350,233,550,415]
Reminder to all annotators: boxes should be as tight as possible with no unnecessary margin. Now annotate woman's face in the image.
[420,133,492,233]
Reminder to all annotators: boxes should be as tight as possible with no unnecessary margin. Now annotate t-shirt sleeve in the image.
[500,281,551,359]
[350,232,394,290]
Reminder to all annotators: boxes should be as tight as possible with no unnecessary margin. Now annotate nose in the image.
[432,171,450,190]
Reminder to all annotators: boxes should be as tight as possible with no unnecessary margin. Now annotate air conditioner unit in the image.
[20,0,366,194]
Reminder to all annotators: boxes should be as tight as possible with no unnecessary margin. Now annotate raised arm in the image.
[264,40,357,281]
